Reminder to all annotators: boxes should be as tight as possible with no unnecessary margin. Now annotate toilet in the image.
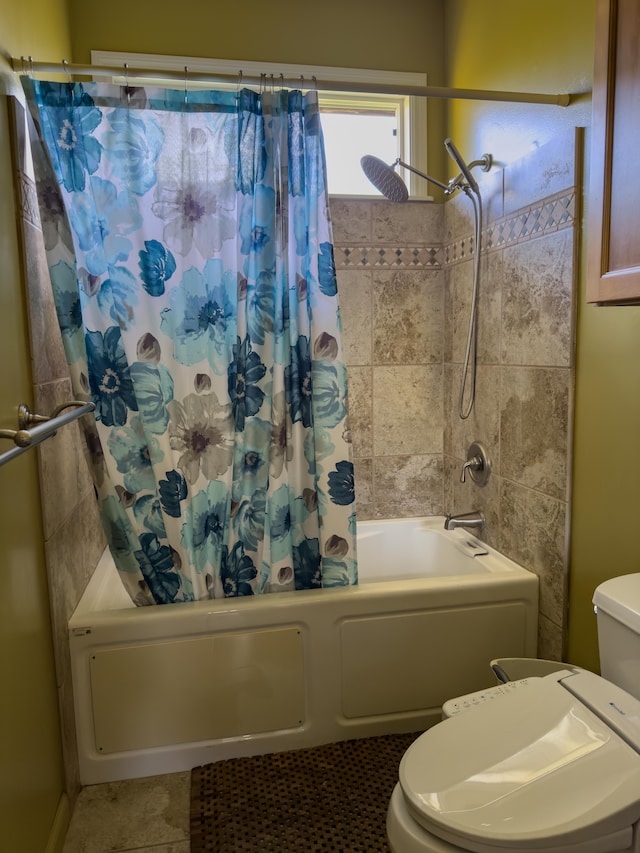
[387,573,640,853]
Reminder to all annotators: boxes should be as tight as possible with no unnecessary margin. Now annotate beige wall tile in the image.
[331,199,371,243]
[373,365,442,456]
[34,379,95,541]
[538,613,565,663]
[500,366,570,500]
[501,229,574,367]
[372,199,441,244]
[499,480,567,628]
[373,269,443,364]
[346,366,373,458]
[448,252,502,366]
[476,251,503,365]
[338,269,372,366]
[353,458,373,521]
[45,486,104,799]
[447,364,501,474]
[373,455,443,518]
[448,259,473,365]
[22,219,69,385]
[443,189,474,246]
[443,362,453,456]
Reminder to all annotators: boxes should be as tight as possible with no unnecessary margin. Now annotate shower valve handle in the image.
[460,455,482,483]
[460,441,492,487]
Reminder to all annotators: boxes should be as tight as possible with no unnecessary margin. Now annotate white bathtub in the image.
[69,517,538,784]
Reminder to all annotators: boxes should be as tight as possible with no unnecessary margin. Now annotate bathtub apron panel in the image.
[69,517,539,784]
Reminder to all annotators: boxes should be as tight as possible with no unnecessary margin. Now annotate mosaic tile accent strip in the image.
[446,189,576,266]
[333,189,575,270]
[334,244,442,270]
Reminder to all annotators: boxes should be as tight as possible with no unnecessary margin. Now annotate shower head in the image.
[360,155,450,201]
[444,138,480,195]
[360,155,409,202]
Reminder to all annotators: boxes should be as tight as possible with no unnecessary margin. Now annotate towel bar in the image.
[0,401,96,467]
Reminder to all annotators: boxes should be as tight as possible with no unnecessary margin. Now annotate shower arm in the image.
[395,155,492,196]
[393,159,450,193]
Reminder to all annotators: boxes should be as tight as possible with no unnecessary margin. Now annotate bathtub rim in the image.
[70,516,534,632]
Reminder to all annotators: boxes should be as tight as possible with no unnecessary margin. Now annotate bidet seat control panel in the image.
[559,670,640,753]
[442,678,535,717]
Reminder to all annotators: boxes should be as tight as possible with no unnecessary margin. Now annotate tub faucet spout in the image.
[444,511,485,531]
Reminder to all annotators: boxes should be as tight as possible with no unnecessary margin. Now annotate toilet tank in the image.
[593,573,640,700]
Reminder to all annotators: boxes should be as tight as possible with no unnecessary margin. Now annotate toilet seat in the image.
[390,670,640,853]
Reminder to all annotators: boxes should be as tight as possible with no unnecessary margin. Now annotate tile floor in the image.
[62,771,191,853]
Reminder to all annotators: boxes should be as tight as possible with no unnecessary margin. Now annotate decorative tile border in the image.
[334,188,575,270]
[334,245,442,270]
[446,189,576,265]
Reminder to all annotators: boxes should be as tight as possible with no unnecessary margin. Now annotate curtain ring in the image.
[312,75,317,91]
[62,59,72,86]
[123,63,131,104]
[279,73,284,91]
[236,70,243,106]
[299,75,304,91]
[270,73,274,93]
[184,66,188,104]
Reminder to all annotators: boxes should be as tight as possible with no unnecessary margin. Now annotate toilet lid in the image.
[400,671,640,853]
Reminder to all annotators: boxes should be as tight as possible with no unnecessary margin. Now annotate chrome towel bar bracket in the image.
[0,401,96,467]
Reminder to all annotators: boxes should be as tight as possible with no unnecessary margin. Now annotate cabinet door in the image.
[587,0,640,304]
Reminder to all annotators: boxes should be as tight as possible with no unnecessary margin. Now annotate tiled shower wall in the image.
[11,100,106,804]
[333,198,446,519]
[333,129,579,660]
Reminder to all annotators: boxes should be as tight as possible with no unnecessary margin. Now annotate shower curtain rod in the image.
[11,57,572,106]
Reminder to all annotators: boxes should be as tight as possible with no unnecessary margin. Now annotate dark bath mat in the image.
[190,731,421,852]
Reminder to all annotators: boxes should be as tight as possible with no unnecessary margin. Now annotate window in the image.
[92,52,429,198]
[319,93,403,196]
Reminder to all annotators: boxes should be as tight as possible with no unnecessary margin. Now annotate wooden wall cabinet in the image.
[587,0,640,304]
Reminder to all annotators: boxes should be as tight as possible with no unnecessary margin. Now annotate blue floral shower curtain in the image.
[24,78,356,605]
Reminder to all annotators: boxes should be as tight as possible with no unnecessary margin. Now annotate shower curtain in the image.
[24,78,356,605]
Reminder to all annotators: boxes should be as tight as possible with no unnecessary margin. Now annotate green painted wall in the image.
[66,0,448,193]
[68,0,441,71]
[444,0,640,673]
[0,3,72,850]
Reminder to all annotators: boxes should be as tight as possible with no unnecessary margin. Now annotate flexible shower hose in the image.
[458,187,482,420]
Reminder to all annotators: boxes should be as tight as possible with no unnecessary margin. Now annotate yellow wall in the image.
[444,1,594,174]
[444,0,640,672]
[0,3,72,850]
